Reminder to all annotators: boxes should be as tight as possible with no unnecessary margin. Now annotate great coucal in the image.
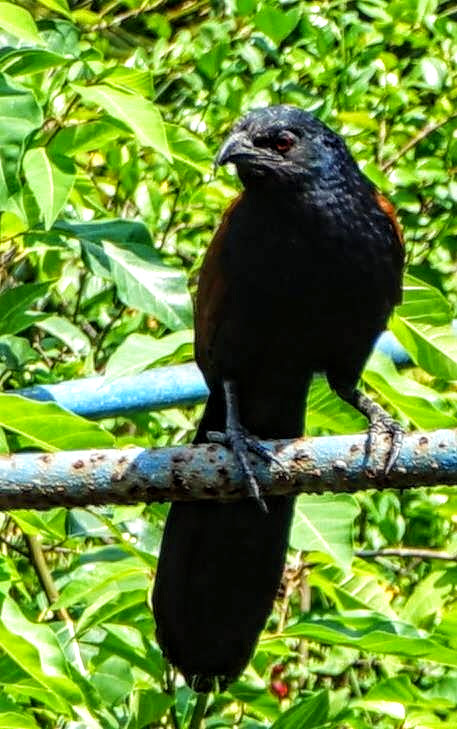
[153,105,404,692]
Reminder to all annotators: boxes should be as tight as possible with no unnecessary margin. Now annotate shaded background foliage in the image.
[0,0,457,727]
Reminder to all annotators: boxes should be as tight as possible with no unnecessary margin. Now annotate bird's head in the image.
[216,105,362,196]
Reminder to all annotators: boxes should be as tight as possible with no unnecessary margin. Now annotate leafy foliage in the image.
[0,0,456,727]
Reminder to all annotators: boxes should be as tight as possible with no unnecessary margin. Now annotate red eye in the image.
[274,132,295,153]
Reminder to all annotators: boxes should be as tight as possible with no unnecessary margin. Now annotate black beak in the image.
[215,131,255,167]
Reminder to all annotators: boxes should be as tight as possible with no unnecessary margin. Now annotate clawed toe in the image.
[207,428,283,512]
[240,433,289,478]
[366,417,404,475]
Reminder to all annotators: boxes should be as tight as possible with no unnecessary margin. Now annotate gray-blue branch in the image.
[0,428,453,510]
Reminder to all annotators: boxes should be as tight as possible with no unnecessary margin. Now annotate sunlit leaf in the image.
[106,329,194,379]
[0,395,114,450]
[72,84,171,160]
[23,148,75,229]
[290,494,359,568]
[0,3,44,45]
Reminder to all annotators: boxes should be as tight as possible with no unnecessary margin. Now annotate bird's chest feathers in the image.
[224,201,376,301]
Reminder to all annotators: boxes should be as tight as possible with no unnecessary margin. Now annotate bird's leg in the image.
[207,380,284,511]
[337,387,404,474]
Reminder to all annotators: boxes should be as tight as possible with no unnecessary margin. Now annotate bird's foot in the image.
[366,414,404,475]
[207,427,285,512]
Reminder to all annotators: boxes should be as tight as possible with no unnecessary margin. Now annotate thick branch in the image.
[0,428,454,510]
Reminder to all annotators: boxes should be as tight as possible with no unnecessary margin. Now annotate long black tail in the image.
[152,392,296,691]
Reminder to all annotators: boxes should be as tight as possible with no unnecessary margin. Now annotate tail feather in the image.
[153,391,296,690]
[153,496,294,690]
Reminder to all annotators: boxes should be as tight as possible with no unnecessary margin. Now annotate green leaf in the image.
[100,625,165,680]
[284,611,457,666]
[401,568,457,628]
[23,149,75,229]
[0,49,67,76]
[53,558,148,610]
[254,6,301,45]
[127,689,173,729]
[55,219,192,329]
[391,316,457,381]
[306,375,367,435]
[37,316,91,355]
[309,562,397,616]
[10,508,66,540]
[0,711,40,728]
[0,3,44,45]
[355,674,453,717]
[36,0,71,16]
[76,589,147,635]
[397,274,452,325]
[363,351,457,429]
[339,111,378,131]
[72,84,171,160]
[228,681,281,721]
[270,690,329,729]
[106,329,194,379]
[56,217,152,245]
[0,335,38,369]
[165,123,212,174]
[290,494,359,568]
[390,275,457,380]
[420,57,447,91]
[103,67,153,97]
[0,282,50,336]
[0,74,43,147]
[49,120,123,155]
[0,597,79,707]
[92,656,133,705]
[102,240,192,331]
[0,395,114,450]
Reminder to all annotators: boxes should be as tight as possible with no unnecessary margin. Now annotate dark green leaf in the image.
[254,7,301,44]
[0,282,50,336]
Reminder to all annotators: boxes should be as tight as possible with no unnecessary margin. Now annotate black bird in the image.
[153,105,404,692]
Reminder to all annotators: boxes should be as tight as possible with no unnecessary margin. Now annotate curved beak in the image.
[215,131,255,167]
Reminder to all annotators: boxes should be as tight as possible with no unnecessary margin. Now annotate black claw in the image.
[384,422,404,474]
[366,417,404,475]
[241,434,289,478]
[206,429,274,512]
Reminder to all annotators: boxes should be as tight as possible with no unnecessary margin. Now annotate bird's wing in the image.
[194,194,243,379]
[374,191,405,304]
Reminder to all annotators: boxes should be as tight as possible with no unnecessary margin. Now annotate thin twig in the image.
[73,269,88,323]
[159,187,181,250]
[91,0,160,30]
[164,664,181,729]
[0,534,28,558]
[25,535,87,675]
[381,115,456,171]
[188,693,208,729]
[94,304,125,363]
[357,547,457,561]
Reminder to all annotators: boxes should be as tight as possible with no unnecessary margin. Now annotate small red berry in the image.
[270,680,289,699]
